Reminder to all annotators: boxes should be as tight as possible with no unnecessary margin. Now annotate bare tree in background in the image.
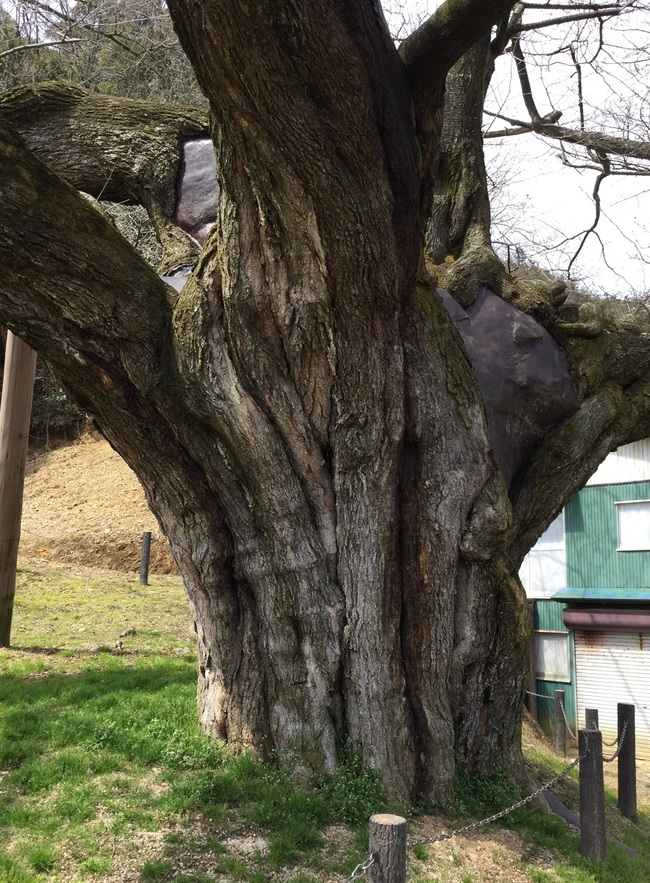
[0,0,205,104]
[479,1,650,293]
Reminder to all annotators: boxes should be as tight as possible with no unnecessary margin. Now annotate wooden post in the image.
[579,728,606,861]
[369,814,406,883]
[617,703,636,821]
[554,689,566,757]
[0,333,37,647]
[139,531,152,585]
[585,708,599,730]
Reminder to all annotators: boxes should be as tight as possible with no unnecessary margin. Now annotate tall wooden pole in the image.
[0,332,37,647]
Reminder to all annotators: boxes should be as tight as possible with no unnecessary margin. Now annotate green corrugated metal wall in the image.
[533,600,577,739]
[565,480,650,588]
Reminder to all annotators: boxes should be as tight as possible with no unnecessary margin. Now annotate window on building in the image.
[616,500,650,551]
[534,631,570,682]
[535,511,565,550]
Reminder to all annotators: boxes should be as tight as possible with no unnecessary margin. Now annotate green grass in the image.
[0,564,382,882]
[2,562,650,883]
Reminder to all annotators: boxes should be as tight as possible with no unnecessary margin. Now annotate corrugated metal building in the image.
[520,439,650,754]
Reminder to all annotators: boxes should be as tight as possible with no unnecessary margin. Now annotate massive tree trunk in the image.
[2,0,650,804]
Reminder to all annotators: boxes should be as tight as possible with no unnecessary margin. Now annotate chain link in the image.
[526,691,555,701]
[603,720,627,762]
[342,732,597,876]
[410,753,584,848]
[343,855,374,882]
[601,721,626,748]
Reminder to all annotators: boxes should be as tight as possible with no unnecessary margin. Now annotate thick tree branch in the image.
[0,82,208,204]
[508,291,650,563]
[509,366,650,566]
[539,123,650,161]
[400,0,514,223]
[508,385,625,564]
[0,118,173,387]
[484,109,650,161]
[512,36,543,121]
[401,0,515,85]
[0,83,208,271]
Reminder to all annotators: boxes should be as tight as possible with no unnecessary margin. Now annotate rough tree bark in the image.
[1,0,650,804]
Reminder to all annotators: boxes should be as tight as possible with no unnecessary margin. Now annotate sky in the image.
[385,0,650,298]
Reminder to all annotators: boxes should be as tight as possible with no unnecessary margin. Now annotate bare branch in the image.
[484,124,534,137]
[567,150,611,275]
[511,8,623,34]
[512,36,544,120]
[484,108,650,161]
[0,37,81,58]
[522,1,629,8]
[569,44,585,129]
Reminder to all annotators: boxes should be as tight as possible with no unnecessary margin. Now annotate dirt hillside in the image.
[19,431,177,574]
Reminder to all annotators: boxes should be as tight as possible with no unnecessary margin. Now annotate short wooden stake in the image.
[139,531,152,585]
[554,689,566,757]
[579,728,606,861]
[369,814,406,883]
[617,703,636,821]
[585,708,599,730]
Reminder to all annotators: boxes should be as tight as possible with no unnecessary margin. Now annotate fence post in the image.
[139,531,152,585]
[369,814,406,883]
[617,703,637,821]
[554,689,566,757]
[579,728,606,861]
[585,708,599,730]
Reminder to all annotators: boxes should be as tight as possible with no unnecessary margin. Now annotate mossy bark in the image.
[2,1,650,804]
[0,82,208,272]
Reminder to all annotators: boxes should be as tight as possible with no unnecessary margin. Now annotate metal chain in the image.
[410,753,584,848]
[603,720,627,762]
[343,855,374,882]
[601,721,627,748]
[526,691,555,701]
[559,699,578,742]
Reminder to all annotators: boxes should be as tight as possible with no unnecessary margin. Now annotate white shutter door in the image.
[575,630,650,761]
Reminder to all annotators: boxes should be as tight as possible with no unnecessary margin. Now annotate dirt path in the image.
[19,432,177,574]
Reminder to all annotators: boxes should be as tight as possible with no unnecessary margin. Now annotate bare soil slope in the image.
[19,431,177,574]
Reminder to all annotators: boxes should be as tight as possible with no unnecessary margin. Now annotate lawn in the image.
[1,563,650,883]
